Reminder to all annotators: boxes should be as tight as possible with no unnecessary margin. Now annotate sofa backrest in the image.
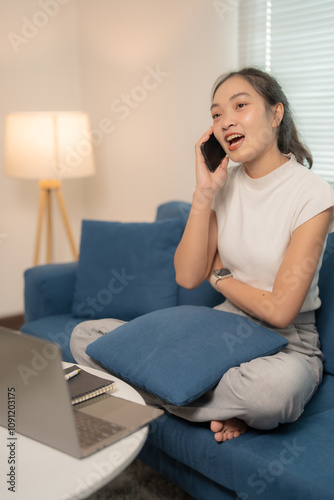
[316,232,334,375]
[157,202,334,376]
[156,202,222,308]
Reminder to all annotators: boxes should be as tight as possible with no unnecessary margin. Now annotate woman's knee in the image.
[70,318,122,366]
[70,321,96,363]
[70,318,124,349]
[244,390,304,430]
[223,354,315,429]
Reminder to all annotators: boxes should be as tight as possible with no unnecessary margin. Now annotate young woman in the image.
[71,67,334,442]
[172,67,334,441]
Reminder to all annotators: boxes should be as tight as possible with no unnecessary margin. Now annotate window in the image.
[239,0,334,181]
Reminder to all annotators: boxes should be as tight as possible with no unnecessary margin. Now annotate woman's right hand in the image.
[195,127,229,201]
[175,127,225,286]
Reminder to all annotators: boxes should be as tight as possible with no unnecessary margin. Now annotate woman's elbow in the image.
[175,271,203,290]
[262,309,297,330]
[269,317,292,330]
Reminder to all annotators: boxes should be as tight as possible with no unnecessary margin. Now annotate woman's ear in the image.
[272,102,284,128]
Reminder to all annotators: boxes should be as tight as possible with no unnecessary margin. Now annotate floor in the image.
[0,313,24,331]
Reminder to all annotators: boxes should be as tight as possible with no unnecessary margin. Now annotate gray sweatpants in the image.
[70,300,324,430]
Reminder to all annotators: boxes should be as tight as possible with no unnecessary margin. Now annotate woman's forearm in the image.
[216,277,293,328]
[216,209,333,328]
[175,129,229,289]
[174,189,217,289]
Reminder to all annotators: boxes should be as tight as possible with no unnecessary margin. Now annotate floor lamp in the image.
[5,112,96,265]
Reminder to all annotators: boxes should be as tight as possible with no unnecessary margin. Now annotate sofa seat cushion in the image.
[72,218,183,322]
[146,412,241,492]
[139,442,237,500]
[233,409,334,500]
[138,417,236,500]
[21,314,83,363]
[146,375,334,499]
[86,305,287,406]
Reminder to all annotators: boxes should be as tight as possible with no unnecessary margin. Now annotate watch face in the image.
[214,268,231,278]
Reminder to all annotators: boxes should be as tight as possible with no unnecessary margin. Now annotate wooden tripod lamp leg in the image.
[33,185,48,266]
[55,186,78,261]
[46,188,52,264]
[33,179,78,266]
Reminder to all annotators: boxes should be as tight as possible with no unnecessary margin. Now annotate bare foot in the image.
[210,418,248,442]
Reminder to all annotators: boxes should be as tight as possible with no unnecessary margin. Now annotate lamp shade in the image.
[5,112,96,180]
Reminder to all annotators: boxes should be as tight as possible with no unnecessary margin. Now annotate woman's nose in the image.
[221,115,237,130]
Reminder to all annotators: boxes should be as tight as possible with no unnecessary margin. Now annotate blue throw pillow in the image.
[72,218,183,321]
[86,305,288,406]
[156,200,191,225]
[155,201,223,308]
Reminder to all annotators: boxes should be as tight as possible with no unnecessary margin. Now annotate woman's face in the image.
[211,76,281,168]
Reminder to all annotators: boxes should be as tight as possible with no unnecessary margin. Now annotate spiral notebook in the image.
[64,365,116,404]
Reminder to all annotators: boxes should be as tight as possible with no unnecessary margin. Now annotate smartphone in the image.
[200,134,226,172]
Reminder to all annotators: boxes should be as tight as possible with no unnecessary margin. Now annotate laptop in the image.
[0,328,164,458]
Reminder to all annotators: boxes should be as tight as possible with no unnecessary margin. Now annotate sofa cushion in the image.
[145,409,334,499]
[234,409,334,500]
[72,218,183,322]
[155,200,191,226]
[86,305,288,406]
[144,411,248,493]
[316,232,334,375]
[155,201,223,309]
[139,442,236,500]
[144,375,334,498]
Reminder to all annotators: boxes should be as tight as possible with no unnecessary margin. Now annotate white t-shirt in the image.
[212,155,334,312]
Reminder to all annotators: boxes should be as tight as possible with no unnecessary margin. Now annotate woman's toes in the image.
[210,420,224,433]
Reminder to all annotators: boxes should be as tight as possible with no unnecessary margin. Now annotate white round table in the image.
[0,364,148,500]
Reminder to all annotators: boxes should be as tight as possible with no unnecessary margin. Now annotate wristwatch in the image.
[210,268,232,291]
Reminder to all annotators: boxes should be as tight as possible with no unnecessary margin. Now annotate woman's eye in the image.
[236,103,247,109]
[212,113,221,120]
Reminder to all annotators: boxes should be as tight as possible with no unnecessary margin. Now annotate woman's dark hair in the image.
[212,67,313,168]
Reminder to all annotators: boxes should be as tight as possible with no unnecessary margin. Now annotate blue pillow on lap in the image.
[86,305,288,406]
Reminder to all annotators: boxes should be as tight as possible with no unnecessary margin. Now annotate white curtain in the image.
[239,0,334,181]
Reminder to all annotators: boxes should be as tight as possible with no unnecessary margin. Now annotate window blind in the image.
[239,0,334,182]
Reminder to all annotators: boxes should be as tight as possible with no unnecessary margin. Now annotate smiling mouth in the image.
[226,134,245,150]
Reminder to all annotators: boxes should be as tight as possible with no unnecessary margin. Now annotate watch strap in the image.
[209,270,232,291]
[209,273,221,291]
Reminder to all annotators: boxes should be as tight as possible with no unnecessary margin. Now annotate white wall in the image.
[0,0,238,317]
[78,0,239,221]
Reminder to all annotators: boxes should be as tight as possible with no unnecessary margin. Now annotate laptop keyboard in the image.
[74,410,125,449]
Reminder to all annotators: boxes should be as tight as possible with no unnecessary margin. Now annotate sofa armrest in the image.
[24,262,77,322]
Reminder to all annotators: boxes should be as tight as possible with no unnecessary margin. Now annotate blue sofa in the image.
[22,202,334,499]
